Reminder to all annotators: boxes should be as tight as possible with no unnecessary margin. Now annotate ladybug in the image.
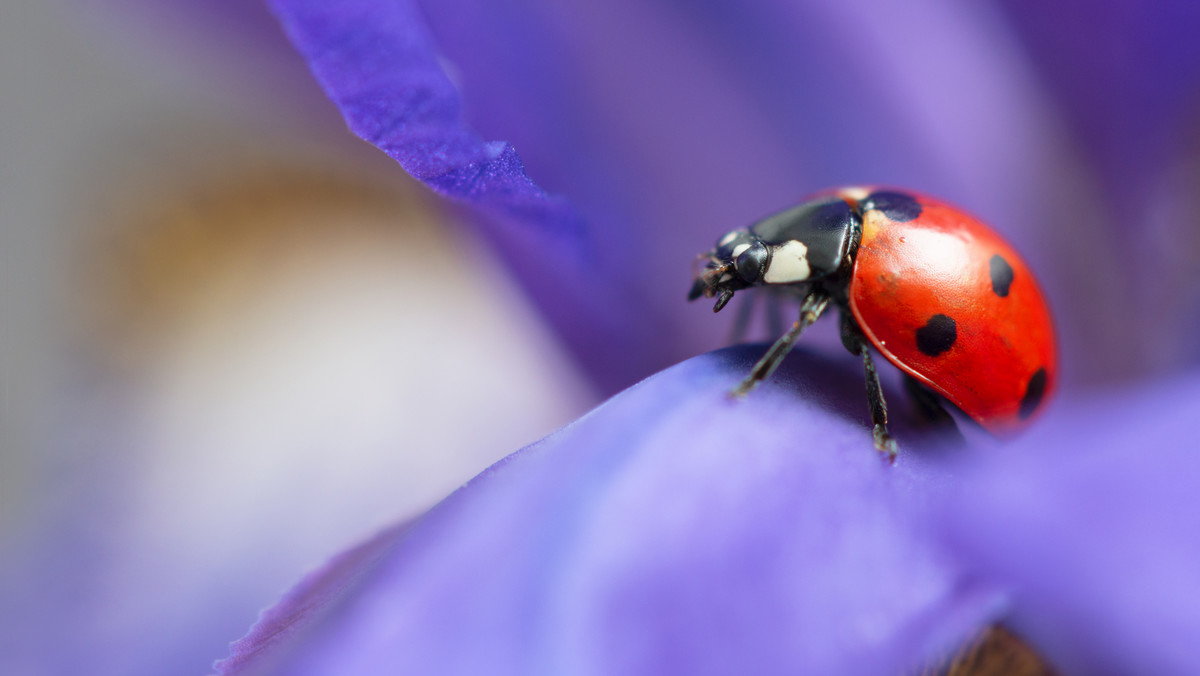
[688,187,1056,457]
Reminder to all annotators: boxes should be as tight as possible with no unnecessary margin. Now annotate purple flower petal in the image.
[930,371,1200,674]
[266,0,650,393]
[215,521,414,675]
[265,0,571,223]
[216,347,1002,675]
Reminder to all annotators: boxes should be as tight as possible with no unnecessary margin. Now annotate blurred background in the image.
[4,0,1200,674]
[1,1,594,674]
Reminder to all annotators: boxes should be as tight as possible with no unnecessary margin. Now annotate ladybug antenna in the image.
[713,288,735,313]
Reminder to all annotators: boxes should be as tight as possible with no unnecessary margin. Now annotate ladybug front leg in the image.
[839,312,899,459]
[730,289,829,398]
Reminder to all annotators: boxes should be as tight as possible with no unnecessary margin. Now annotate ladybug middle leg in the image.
[839,311,899,458]
[728,291,789,346]
[727,290,757,345]
[730,288,829,398]
[764,291,787,338]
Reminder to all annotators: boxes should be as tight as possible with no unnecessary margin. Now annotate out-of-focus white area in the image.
[0,2,595,674]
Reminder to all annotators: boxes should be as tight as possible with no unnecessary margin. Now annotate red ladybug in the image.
[688,187,1057,457]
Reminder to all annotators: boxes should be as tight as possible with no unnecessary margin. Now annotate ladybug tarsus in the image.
[873,427,897,462]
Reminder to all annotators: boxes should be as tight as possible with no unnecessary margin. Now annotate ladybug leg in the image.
[765,292,786,338]
[727,291,757,344]
[839,312,898,459]
[903,376,963,438]
[730,289,829,398]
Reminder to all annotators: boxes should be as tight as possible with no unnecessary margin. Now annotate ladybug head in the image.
[688,229,770,312]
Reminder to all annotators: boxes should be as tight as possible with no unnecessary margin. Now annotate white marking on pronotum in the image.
[731,243,751,258]
[763,240,811,283]
[840,186,870,201]
[718,231,740,246]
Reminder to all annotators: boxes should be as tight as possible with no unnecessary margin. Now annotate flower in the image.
[206,0,1200,673]
[216,348,1003,675]
[5,0,1199,674]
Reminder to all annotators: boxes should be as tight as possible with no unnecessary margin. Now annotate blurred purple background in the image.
[3,0,1200,674]
[269,0,1200,393]
[1,2,592,674]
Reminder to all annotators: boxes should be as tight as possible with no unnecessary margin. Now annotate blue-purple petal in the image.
[215,347,1002,675]
[930,371,1200,674]
[266,0,567,222]
[267,0,652,393]
[216,521,413,675]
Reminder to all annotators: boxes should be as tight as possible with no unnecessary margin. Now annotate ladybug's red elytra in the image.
[688,187,1057,457]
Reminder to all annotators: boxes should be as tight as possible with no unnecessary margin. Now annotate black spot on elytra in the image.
[1019,368,1047,419]
[916,314,957,357]
[862,191,922,222]
[989,254,1014,297]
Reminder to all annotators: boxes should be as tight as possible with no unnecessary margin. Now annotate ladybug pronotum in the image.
[688,187,1057,457]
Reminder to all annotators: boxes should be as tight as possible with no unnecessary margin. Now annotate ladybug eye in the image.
[734,241,769,283]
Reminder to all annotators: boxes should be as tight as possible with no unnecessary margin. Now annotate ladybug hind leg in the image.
[839,311,898,459]
[730,288,830,398]
[903,376,965,442]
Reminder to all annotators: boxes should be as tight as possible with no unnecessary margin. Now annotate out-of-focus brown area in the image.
[77,159,433,366]
[921,625,1057,676]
